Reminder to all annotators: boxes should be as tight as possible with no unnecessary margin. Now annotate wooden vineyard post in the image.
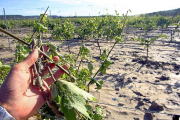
[171,30,173,42]
[146,39,149,64]
[49,10,52,27]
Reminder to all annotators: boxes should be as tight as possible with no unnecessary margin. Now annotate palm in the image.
[7,67,47,119]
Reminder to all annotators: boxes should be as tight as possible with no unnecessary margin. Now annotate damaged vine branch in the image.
[0,27,77,81]
[0,7,77,118]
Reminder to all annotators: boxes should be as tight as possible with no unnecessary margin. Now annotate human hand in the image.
[0,49,69,120]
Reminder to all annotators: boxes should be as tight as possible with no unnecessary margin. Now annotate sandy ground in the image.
[1,26,180,120]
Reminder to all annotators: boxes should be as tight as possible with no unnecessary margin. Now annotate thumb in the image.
[18,49,38,69]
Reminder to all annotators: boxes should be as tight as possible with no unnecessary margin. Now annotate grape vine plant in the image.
[0,7,129,120]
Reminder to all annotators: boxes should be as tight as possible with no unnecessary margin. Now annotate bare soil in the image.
[1,26,180,120]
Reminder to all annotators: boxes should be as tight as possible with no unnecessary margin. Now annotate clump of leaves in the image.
[0,60,11,85]
[56,80,97,120]
[131,37,156,63]
[0,9,130,120]
[52,20,75,40]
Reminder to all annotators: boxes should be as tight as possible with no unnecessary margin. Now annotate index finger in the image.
[44,64,70,86]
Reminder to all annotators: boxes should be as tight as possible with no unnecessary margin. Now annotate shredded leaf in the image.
[58,80,96,101]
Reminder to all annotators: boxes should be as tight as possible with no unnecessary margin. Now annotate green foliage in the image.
[95,81,103,90]
[99,58,111,74]
[47,20,56,30]
[57,80,97,119]
[93,105,106,120]
[136,37,155,48]
[33,23,48,33]
[127,15,160,31]
[88,62,93,74]
[80,44,90,59]
[21,20,36,27]
[0,61,11,85]
[133,36,157,63]
[77,18,97,39]
[0,21,6,29]
[40,14,47,23]
[14,42,29,63]
[156,15,170,28]
[0,20,15,29]
[52,20,75,40]
[158,34,168,39]
[103,12,124,40]
[100,49,108,61]
[61,96,77,120]
[76,10,125,41]
[0,10,130,119]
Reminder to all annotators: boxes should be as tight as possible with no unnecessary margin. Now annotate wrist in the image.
[0,105,15,120]
[0,88,19,119]
[0,100,19,120]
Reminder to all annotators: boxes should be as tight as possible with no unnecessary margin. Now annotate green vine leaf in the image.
[99,58,111,74]
[89,78,96,85]
[15,44,29,63]
[33,23,47,33]
[40,14,47,23]
[51,83,58,99]
[0,61,11,70]
[47,42,59,51]
[58,80,97,119]
[88,62,93,74]
[58,80,96,101]
[116,35,123,43]
[95,81,103,90]
[80,44,90,59]
[94,105,105,120]
[100,49,107,61]
[70,94,91,119]
[61,96,77,120]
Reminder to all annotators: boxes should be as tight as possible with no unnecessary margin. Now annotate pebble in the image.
[132,77,137,79]
[144,113,154,120]
[115,87,120,91]
[149,101,164,111]
[112,98,117,101]
[119,94,126,97]
[133,90,144,96]
[176,72,179,75]
[160,74,170,81]
[127,77,133,82]
[175,81,180,88]
[143,98,151,103]
[154,80,160,82]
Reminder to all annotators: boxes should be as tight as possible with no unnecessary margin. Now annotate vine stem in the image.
[41,44,56,82]
[75,37,85,76]
[96,39,102,55]
[76,57,83,76]
[38,49,77,81]
[88,10,129,88]
[30,6,49,40]
[0,27,29,45]
[40,86,64,118]
[37,112,64,120]
[75,36,85,63]
[37,32,64,118]
[67,40,71,54]
[0,68,5,79]
[0,27,77,81]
